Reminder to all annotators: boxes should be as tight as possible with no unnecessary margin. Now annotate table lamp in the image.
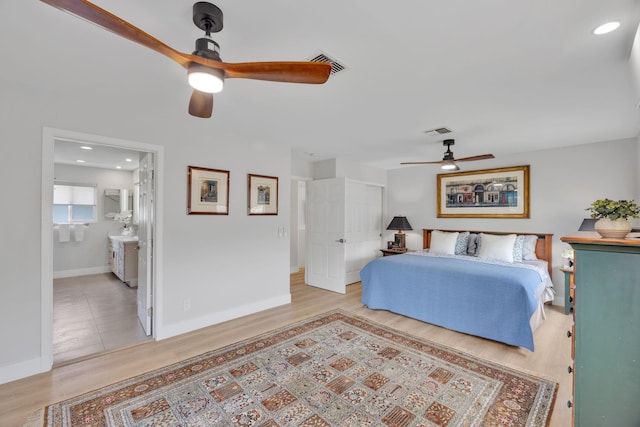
[387,216,413,249]
[579,218,597,231]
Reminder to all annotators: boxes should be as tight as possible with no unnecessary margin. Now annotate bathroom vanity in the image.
[108,236,138,287]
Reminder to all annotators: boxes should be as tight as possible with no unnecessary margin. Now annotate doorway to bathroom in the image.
[42,128,162,367]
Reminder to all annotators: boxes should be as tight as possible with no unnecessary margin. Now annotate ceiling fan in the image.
[401,139,495,171]
[40,0,332,118]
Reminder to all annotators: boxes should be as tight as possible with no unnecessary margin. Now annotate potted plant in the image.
[585,199,640,238]
[114,210,134,236]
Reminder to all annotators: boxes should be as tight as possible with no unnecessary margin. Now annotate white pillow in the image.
[477,233,517,263]
[513,235,525,262]
[523,235,538,260]
[430,230,459,255]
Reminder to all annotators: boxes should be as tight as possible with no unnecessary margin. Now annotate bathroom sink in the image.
[109,235,139,242]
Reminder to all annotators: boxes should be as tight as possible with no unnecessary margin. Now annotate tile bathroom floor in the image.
[53,273,151,365]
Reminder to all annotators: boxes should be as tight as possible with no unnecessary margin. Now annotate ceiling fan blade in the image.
[401,154,495,165]
[188,90,213,118]
[220,61,332,84]
[455,154,495,162]
[40,0,193,67]
[400,160,445,165]
[41,0,333,85]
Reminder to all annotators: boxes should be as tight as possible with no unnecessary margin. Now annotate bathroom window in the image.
[53,183,97,224]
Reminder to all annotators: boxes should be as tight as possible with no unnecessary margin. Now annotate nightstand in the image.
[380,248,408,256]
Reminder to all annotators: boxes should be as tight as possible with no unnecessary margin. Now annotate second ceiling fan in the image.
[401,139,494,171]
[40,0,332,118]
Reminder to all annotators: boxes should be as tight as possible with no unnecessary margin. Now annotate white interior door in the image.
[136,153,153,335]
[344,182,383,284]
[306,178,346,293]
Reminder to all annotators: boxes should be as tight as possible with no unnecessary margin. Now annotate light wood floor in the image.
[53,273,151,366]
[0,270,572,426]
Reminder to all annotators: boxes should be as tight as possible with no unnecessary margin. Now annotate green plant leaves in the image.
[586,199,640,220]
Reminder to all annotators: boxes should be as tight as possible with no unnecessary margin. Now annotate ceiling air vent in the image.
[434,127,452,134]
[424,127,452,137]
[308,52,347,76]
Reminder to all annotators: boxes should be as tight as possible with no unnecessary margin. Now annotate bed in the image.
[360,229,554,351]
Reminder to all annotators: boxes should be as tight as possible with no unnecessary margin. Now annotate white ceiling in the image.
[5,0,640,170]
[54,139,140,170]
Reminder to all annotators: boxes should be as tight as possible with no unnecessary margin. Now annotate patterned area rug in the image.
[33,310,557,426]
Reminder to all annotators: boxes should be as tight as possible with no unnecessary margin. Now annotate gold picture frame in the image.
[437,165,530,218]
[187,166,230,215]
[247,174,278,215]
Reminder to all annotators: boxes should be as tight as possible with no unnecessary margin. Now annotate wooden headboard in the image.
[423,229,553,276]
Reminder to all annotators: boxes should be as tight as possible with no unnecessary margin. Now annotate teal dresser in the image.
[561,234,640,426]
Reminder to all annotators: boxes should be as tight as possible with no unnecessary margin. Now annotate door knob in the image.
[336,238,346,243]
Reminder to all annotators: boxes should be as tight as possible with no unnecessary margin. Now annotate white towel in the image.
[73,224,84,242]
[58,224,70,242]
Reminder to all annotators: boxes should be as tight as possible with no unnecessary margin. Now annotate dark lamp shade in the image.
[387,216,413,231]
[579,218,597,231]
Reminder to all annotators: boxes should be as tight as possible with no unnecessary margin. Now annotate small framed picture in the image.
[187,166,230,215]
[247,174,278,215]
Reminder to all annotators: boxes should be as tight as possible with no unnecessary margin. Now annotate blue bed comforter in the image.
[360,253,547,351]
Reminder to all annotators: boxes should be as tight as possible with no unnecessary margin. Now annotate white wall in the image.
[0,77,292,383]
[53,164,134,277]
[311,158,387,185]
[630,22,640,107]
[637,135,640,204]
[386,138,638,307]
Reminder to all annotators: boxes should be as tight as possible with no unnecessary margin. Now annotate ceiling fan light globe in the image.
[441,161,459,171]
[188,65,224,93]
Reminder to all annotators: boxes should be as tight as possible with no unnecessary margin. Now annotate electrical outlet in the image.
[183,299,191,311]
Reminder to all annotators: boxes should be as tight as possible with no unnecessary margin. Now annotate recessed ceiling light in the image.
[76,159,85,163]
[125,158,132,162]
[116,166,122,169]
[80,146,93,150]
[593,21,620,35]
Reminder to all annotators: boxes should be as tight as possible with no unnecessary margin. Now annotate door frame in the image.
[40,127,164,371]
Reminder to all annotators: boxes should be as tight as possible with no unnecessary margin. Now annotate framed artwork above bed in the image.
[437,165,530,218]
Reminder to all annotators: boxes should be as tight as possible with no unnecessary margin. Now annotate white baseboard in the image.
[157,294,292,340]
[0,357,46,385]
[53,265,110,279]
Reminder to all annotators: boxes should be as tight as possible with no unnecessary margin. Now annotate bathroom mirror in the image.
[104,188,133,218]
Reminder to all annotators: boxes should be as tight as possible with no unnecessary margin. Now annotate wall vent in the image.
[308,52,347,76]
